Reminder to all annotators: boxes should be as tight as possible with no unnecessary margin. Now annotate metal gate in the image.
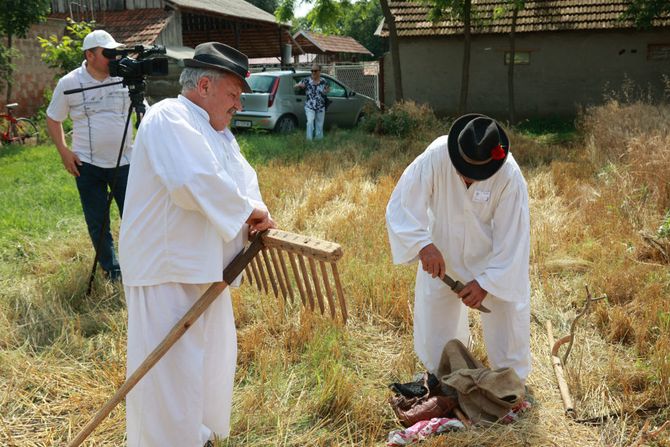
[322,62,380,107]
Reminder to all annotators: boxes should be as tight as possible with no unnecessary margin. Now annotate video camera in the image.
[102,45,169,82]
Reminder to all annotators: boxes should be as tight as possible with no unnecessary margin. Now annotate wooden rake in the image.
[68,229,347,446]
[243,229,348,323]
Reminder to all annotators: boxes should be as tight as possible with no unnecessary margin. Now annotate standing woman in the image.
[296,63,330,141]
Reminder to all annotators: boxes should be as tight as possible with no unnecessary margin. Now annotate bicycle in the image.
[0,102,39,146]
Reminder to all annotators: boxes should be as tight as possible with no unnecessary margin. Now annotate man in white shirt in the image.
[386,114,531,382]
[46,30,131,280]
[119,42,275,447]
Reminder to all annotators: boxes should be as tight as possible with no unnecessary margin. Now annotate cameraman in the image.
[46,30,132,281]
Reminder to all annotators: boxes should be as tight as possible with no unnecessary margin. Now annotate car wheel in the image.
[275,115,297,134]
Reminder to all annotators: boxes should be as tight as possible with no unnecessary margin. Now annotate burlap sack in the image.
[436,339,525,425]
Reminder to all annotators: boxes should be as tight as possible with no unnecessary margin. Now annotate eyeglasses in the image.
[311,70,320,73]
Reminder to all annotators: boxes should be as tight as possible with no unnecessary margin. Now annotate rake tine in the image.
[331,262,348,323]
[261,248,279,298]
[287,251,307,307]
[249,254,262,293]
[269,247,289,301]
[297,255,316,311]
[253,255,269,295]
[308,257,325,314]
[275,248,295,303]
[319,260,337,320]
[244,265,253,286]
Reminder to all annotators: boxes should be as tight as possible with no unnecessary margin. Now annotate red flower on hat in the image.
[246,71,251,78]
[491,144,506,160]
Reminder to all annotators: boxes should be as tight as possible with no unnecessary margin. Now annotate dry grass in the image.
[2,101,670,446]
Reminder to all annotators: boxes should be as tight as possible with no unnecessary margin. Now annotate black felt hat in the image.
[447,114,510,180]
[183,42,252,93]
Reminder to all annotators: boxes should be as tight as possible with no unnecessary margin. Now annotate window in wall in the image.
[504,51,530,65]
[647,44,670,60]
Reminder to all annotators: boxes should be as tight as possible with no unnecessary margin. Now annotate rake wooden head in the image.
[243,229,348,323]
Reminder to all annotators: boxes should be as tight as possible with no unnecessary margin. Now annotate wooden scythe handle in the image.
[68,233,265,447]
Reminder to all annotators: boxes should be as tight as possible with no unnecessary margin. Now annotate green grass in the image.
[513,115,578,145]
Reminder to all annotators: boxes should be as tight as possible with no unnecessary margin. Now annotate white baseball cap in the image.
[82,30,123,51]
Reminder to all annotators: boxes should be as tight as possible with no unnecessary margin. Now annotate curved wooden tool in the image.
[248,229,348,323]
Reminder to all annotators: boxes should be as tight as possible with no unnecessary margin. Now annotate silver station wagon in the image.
[232,70,377,133]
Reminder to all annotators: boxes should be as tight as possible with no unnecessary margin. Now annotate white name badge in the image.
[473,190,491,203]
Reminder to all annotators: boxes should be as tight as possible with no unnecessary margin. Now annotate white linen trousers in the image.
[125,282,237,447]
[413,268,531,380]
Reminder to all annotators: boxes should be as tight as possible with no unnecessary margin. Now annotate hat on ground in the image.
[82,30,123,51]
[447,114,510,181]
[183,42,252,93]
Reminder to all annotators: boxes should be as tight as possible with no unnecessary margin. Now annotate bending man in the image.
[119,42,275,446]
[385,114,531,382]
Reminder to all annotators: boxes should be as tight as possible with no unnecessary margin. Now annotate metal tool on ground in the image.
[440,273,491,313]
[67,229,348,447]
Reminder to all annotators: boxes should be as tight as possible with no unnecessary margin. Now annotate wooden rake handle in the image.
[67,233,265,447]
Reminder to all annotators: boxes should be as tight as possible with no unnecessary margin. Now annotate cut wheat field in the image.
[1,101,669,446]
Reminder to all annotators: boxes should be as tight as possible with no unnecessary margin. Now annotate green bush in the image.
[363,100,439,137]
[659,210,670,239]
[38,19,94,78]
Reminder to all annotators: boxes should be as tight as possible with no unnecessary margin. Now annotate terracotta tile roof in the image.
[50,9,172,46]
[376,0,670,37]
[293,31,373,55]
[169,0,281,25]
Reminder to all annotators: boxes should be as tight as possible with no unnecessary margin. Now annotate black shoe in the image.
[204,441,214,447]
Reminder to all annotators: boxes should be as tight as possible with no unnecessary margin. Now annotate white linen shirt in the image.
[386,135,530,303]
[47,61,132,167]
[119,95,266,286]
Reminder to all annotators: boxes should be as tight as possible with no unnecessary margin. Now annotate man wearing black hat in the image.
[119,42,275,446]
[385,114,531,383]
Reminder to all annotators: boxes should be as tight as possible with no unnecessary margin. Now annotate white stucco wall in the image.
[382,28,670,118]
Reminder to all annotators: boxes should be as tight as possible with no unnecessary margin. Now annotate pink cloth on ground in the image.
[387,417,464,446]
[387,401,532,446]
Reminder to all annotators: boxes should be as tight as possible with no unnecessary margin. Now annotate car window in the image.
[325,79,347,98]
[248,75,277,93]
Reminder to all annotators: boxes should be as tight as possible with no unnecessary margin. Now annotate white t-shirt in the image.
[47,61,132,168]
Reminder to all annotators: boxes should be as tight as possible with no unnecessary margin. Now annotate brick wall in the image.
[0,19,65,118]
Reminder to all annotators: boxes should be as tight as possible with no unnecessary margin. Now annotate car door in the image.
[322,76,355,128]
[292,74,310,127]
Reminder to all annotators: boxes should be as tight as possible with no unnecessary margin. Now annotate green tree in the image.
[278,0,384,59]
[0,0,51,102]
[425,0,475,114]
[379,0,403,101]
[494,0,525,124]
[622,0,670,28]
[0,44,18,97]
[339,0,384,58]
[246,0,280,14]
[38,19,95,78]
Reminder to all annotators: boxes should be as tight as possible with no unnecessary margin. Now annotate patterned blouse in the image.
[299,78,328,112]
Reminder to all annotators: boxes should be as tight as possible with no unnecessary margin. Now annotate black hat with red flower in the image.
[447,113,510,181]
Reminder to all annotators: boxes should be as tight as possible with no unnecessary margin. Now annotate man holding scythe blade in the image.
[119,42,275,446]
[385,114,531,383]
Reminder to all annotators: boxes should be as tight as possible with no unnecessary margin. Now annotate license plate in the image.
[234,120,252,128]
